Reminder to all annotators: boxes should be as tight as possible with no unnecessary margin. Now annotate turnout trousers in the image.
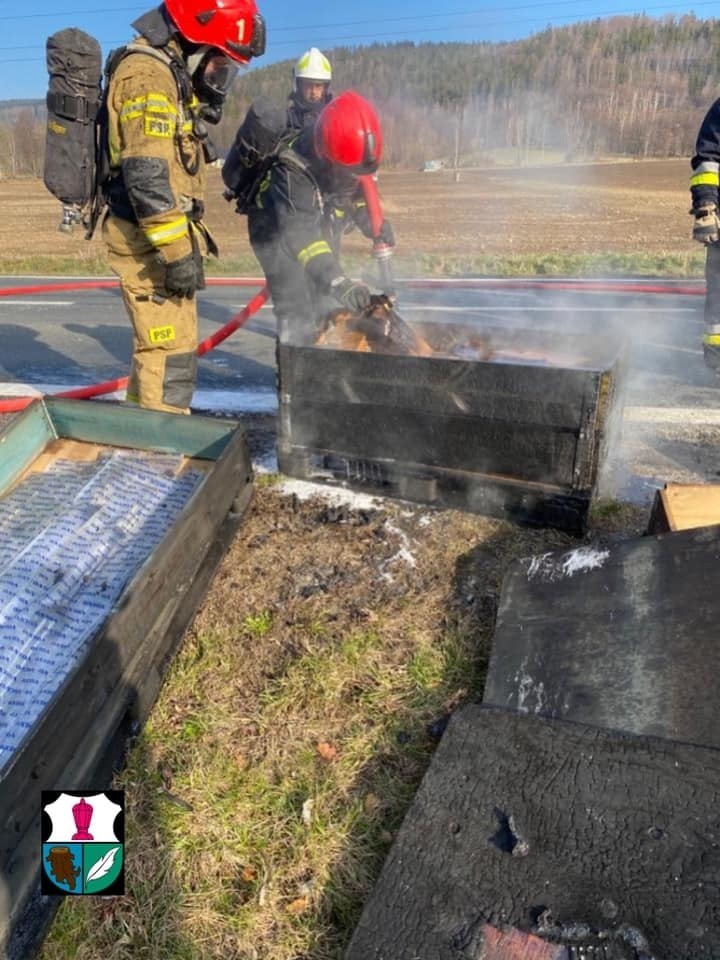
[249,212,329,345]
[103,213,198,413]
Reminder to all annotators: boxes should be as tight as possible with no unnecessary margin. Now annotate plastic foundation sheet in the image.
[0,451,203,771]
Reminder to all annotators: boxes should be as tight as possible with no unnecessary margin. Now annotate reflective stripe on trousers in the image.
[103,214,198,413]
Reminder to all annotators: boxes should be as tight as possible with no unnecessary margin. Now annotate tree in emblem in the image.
[46,846,81,890]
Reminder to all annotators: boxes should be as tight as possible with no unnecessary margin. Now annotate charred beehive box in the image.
[277,319,627,534]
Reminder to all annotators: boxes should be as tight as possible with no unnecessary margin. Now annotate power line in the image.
[6,0,718,58]
[3,0,718,26]
[0,5,146,21]
[1,1,717,79]
[7,0,717,53]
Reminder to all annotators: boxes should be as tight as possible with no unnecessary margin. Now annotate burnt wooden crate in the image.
[0,398,253,960]
[483,524,720,748]
[345,705,720,960]
[277,320,627,534]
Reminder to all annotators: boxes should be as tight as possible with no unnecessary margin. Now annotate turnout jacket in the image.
[250,130,353,291]
[105,37,205,265]
[690,98,720,209]
[286,89,331,132]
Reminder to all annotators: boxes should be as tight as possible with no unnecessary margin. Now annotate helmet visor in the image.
[198,51,239,99]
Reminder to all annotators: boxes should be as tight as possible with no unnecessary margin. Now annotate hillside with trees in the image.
[4,14,720,177]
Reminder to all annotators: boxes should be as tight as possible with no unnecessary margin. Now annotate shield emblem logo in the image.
[41,790,124,895]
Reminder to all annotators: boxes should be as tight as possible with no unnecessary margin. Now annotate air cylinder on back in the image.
[44,28,102,232]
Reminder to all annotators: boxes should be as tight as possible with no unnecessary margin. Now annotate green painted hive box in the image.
[0,398,253,959]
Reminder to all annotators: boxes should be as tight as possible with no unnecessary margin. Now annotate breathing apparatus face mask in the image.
[324,164,358,200]
[188,46,239,124]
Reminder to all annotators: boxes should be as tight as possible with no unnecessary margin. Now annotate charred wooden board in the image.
[483,524,720,748]
[345,705,720,960]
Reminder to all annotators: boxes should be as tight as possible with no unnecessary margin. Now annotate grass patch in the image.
[39,504,490,959]
[0,250,705,280]
[0,252,112,276]
[398,249,706,278]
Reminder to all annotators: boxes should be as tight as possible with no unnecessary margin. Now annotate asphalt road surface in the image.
[1,275,718,504]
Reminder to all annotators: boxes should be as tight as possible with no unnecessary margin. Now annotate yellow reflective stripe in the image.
[119,93,178,125]
[297,240,332,267]
[144,216,189,247]
[690,172,720,188]
[334,208,346,218]
[149,324,176,344]
[703,333,720,346]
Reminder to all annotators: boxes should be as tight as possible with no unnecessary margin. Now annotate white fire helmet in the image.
[294,47,332,84]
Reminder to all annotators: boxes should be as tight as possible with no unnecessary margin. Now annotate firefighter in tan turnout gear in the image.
[102,0,265,412]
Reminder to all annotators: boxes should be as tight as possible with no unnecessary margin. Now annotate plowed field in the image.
[0,157,691,264]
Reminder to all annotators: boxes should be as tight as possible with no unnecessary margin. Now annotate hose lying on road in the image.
[0,280,269,414]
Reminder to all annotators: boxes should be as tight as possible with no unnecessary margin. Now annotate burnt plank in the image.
[345,705,720,960]
[284,402,580,485]
[279,448,590,534]
[483,524,720,747]
[279,344,598,426]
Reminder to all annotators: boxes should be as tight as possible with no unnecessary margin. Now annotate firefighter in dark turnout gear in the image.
[284,49,393,256]
[102,0,265,412]
[247,92,387,344]
[690,98,720,374]
[286,47,332,132]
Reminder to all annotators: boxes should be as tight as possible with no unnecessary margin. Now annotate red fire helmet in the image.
[314,91,383,175]
[164,0,266,63]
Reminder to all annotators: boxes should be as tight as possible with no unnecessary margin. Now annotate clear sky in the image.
[3,0,718,100]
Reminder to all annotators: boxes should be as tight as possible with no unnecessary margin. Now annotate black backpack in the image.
[222,96,294,214]
[43,28,103,236]
[43,30,196,240]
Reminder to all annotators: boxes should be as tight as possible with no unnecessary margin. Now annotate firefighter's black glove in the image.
[376,219,395,247]
[330,276,372,312]
[692,204,720,245]
[163,253,198,299]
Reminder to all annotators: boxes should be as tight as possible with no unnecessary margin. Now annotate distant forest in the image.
[4,14,720,177]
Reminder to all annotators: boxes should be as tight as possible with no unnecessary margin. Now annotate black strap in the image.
[46,90,98,123]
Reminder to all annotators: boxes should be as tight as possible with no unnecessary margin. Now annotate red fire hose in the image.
[359,174,395,295]
[0,275,704,415]
[0,279,269,414]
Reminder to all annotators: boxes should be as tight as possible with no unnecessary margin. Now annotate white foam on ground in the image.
[274,477,386,512]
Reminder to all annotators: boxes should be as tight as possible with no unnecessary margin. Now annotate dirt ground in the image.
[1,157,690,264]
